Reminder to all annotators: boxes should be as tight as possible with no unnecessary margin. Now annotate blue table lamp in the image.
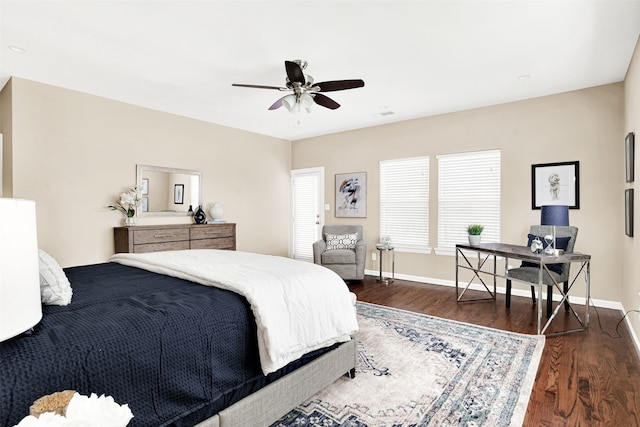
[541,205,570,226]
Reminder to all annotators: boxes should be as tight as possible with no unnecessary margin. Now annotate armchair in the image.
[506,225,578,317]
[313,225,366,281]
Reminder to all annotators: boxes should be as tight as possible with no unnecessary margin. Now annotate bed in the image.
[0,250,358,427]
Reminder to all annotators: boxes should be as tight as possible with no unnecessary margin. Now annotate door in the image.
[291,167,324,262]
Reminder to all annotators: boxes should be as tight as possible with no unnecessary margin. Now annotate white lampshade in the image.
[282,94,299,113]
[0,198,42,342]
[282,93,316,114]
[299,93,315,113]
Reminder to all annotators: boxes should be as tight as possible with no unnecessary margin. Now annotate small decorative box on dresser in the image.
[114,223,236,253]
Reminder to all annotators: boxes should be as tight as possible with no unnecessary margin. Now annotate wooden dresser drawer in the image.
[190,237,235,250]
[190,225,235,240]
[133,228,189,245]
[134,241,190,253]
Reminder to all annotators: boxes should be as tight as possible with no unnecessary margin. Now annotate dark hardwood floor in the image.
[347,275,640,427]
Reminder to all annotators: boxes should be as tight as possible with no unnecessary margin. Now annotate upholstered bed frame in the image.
[1,252,358,426]
[196,338,357,427]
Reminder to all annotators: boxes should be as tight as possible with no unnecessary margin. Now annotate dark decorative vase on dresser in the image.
[193,206,207,224]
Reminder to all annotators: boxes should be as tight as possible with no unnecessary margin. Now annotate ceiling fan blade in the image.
[313,93,340,110]
[285,61,305,85]
[315,79,365,92]
[232,83,287,90]
[268,96,286,110]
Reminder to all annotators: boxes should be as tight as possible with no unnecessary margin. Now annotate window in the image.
[380,157,430,253]
[437,149,501,254]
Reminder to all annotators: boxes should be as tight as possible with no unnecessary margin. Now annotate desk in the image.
[455,243,591,336]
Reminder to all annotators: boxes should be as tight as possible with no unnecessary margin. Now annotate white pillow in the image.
[325,233,358,250]
[38,249,72,306]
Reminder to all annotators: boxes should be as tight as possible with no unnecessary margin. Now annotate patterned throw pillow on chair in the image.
[325,233,358,250]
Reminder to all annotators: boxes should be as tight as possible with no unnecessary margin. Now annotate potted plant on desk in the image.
[467,224,484,246]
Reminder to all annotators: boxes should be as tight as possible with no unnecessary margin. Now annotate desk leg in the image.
[541,260,590,336]
[456,249,496,302]
[537,265,543,335]
[493,255,497,299]
[585,260,590,327]
[455,248,460,300]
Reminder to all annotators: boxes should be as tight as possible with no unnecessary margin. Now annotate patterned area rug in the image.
[272,302,544,427]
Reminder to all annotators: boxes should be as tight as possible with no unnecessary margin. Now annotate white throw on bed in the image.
[109,249,359,375]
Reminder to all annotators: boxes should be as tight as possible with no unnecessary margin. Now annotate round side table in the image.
[376,245,395,284]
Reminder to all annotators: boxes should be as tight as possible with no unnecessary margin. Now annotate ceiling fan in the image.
[232,60,365,113]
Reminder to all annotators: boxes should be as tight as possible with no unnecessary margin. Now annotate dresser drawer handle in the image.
[153,234,176,238]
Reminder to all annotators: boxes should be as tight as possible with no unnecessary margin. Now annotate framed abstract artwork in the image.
[335,172,366,218]
[531,161,580,209]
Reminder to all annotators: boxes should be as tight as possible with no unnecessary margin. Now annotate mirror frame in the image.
[136,164,203,217]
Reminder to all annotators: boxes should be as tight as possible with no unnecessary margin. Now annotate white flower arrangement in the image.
[16,393,133,427]
[109,186,142,218]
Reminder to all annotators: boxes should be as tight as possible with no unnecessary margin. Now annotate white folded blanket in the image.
[109,250,359,374]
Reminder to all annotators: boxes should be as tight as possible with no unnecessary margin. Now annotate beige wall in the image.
[292,83,624,303]
[0,62,633,320]
[0,80,12,196]
[1,78,292,267]
[624,38,640,340]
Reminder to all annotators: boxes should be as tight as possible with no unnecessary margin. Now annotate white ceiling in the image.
[1,1,639,141]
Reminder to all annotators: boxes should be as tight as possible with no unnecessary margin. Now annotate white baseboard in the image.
[363,269,640,358]
[624,312,640,358]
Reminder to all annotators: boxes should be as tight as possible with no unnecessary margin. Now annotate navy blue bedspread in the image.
[0,262,326,427]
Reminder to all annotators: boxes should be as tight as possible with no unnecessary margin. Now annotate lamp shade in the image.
[282,94,299,113]
[299,93,315,113]
[540,205,570,226]
[0,198,42,341]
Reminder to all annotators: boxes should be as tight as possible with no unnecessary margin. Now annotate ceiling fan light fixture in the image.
[300,93,315,113]
[282,94,299,113]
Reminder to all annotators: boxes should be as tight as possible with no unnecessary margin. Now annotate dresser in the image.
[114,223,236,254]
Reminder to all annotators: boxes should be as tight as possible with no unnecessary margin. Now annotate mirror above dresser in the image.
[136,164,203,217]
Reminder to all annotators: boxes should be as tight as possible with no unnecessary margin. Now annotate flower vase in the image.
[124,216,136,227]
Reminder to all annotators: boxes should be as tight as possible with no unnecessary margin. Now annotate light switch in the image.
[324,204,331,211]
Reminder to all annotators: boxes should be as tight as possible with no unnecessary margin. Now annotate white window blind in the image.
[380,157,430,252]
[437,149,501,253]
